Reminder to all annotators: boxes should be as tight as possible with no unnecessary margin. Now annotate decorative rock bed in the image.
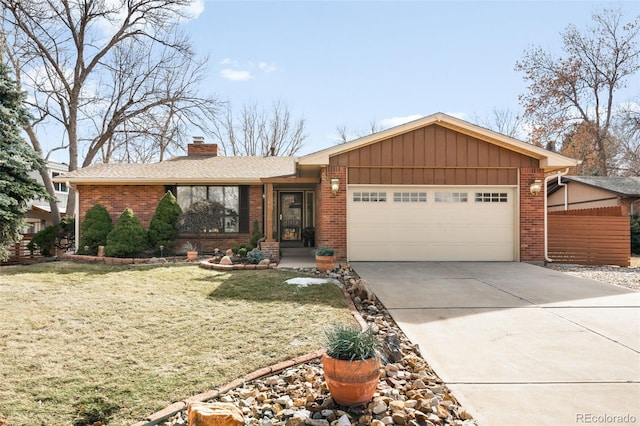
[142,264,478,426]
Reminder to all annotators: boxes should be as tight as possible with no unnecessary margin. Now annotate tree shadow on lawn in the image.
[203,270,349,308]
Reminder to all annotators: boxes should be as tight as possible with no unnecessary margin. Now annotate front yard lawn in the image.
[0,262,352,425]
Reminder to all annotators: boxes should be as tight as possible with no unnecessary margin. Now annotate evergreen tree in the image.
[78,204,113,255]
[0,62,49,261]
[148,191,182,254]
[104,208,147,258]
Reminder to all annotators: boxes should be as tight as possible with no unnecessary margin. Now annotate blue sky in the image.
[181,1,640,156]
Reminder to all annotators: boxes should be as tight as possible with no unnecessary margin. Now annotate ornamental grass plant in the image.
[324,322,380,361]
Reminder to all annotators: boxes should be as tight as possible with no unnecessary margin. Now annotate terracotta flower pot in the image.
[322,354,380,406]
[315,255,335,272]
[187,251,198,261]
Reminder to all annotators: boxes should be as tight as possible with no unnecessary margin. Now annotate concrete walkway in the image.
[351,262,640,426]
[277,247,316,269]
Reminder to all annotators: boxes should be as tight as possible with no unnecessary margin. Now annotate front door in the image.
[280,192,303,242]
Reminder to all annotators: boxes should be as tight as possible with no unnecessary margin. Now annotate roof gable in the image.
[299,112,579,171]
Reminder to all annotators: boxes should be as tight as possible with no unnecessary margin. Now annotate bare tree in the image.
[334,120,382,144]
[614,104,640,176]
[1,0,219,219]
[515,8,640,175]
[474,108,526,139]
[213,100,306,156]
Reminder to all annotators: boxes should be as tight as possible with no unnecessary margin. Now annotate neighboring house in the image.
[55,113,579,262]
[24,161,69,234]
[548,176,640,215]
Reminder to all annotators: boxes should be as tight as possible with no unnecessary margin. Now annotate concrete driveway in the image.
[351,262,640,426]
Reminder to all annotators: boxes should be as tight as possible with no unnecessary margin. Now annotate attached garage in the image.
[347,185,516,261]
[299,113,581,263]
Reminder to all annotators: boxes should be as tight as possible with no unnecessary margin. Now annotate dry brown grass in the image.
[0,262,352,425]
[631,256,640,267]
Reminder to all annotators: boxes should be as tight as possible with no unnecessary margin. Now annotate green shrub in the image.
[238,247,248,257]
[246,248,265,264]
[249,220,262,247]
[29,217,75,257]
[148,191,182,254]
[231,246,240,255]
[246,243,255,251]
[30,225,58,257]
[631,214,640,255]
[78,204,113,255]
[104,208,147,258]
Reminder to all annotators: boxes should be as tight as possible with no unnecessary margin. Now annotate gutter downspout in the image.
[557,174,568,210]
[544,169,569,263]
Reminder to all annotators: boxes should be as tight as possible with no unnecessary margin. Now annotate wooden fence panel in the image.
[548,215,630,266]
[1,235,41,265]
[549,206,627,217]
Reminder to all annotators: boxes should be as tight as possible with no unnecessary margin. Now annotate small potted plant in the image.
[322,322,381,406]
[315,246,335,271]
[183,241,198,261]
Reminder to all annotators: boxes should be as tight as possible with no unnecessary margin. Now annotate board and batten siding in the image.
[329,124,539,185]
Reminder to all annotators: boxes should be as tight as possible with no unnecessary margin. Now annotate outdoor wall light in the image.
[529,179,542,196]
[330,178,340,195]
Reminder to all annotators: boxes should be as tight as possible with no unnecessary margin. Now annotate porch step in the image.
[280,247,315,256]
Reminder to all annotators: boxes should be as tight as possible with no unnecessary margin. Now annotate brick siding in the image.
[519,168,545,261]
[316,166,347,261]
[78,184,264,254]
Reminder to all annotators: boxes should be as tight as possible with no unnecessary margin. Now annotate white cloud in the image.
[218,59,276,81]
[183,0,205,20]
[220,68,252,81]
[220,58,239,66]
[379,114,424,129]
[258,62,277,73]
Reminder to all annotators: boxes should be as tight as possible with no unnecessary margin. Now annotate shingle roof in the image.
[564,176,640,196]
[57,155,297,184]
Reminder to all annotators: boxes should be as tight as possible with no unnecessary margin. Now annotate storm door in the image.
[279,192,303,241]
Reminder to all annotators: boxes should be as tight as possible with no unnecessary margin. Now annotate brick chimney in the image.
[187,136,218,157]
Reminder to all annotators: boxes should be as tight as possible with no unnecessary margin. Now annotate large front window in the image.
[176,186,241,233]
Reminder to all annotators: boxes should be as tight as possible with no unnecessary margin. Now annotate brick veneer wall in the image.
[316,166,347,261]
[78,184,166,228]
[519,167,545,262]
[78,184,264,254]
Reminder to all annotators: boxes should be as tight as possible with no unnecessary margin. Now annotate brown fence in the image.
[1,235,42,265]
[548,206,630,266]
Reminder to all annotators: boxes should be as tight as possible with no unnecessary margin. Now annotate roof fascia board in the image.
[56,177,267,185]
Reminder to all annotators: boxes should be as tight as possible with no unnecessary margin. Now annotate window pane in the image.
[225,187,239,213]
[192,186,207,203]
[176,186,191,210]
[225,216,238,233]
[209,187,223,204]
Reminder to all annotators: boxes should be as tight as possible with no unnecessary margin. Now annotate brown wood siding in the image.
[330,124,538,185]
[548,207,630,266]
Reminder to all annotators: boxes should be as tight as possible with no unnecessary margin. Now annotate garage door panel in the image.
[347,186,516,261]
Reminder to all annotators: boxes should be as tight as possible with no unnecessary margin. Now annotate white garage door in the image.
[347,186,516,261]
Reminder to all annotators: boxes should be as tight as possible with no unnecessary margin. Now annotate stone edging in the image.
[60,253,188,264]
[131,275,365,426]
[198,260,278,270]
